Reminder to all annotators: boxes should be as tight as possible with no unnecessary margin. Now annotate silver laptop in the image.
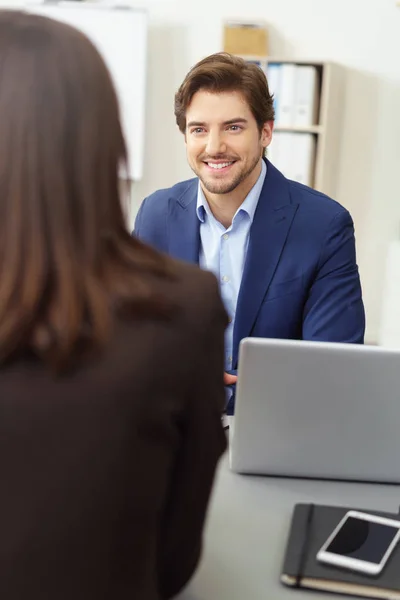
[229,337,400,482]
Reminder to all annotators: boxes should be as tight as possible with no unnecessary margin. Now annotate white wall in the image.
[2,0,399,342]
[130,0,400,343]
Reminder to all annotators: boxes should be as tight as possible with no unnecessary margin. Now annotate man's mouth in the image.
[203,160,236,171]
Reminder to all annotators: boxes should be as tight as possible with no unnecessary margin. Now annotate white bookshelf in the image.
[237,56,345,199]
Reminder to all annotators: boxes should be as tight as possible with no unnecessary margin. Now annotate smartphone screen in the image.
[326,516,399,564]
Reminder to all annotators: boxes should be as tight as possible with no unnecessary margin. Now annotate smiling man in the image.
[134,52,365,414]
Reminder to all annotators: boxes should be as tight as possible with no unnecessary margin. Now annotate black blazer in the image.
[0,258,227,600]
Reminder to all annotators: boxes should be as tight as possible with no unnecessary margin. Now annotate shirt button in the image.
[222,275,230,283]
[228,356,233,363]
[223,233,229,240]
[228,317,232,324]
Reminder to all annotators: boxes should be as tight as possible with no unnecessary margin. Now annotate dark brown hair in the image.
[174,52,275,133]
[0,10,172,369]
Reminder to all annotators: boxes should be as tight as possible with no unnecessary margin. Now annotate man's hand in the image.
[224,372,237,386]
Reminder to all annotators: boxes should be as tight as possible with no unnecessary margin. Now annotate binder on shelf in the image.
[274,63,296,127]
[266,132,281,167]
[268,132,316,188]
[275,132,294,179]
[266,62,281,117]
[291,133,316,186]
[293,65,319,127]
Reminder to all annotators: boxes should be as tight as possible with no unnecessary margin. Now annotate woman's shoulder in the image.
[161,256,227,327]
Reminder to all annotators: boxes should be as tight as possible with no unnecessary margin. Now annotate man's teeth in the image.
[207,162,233,169]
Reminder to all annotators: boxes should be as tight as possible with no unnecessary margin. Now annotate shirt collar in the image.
[196,159,267,224]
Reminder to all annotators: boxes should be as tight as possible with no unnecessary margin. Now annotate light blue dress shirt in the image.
[196,160,267,372]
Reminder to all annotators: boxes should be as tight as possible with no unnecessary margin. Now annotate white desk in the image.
[177,454,400,600]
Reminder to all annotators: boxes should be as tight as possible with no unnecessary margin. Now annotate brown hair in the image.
[174,52,275,133]
[0,10,172,369]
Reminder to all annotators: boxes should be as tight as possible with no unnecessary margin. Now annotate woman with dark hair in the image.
[0,11,226,600]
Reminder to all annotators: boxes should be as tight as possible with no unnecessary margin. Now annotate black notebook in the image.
[281,503,400,599]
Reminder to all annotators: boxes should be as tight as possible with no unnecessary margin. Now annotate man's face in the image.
[185,90,272,195]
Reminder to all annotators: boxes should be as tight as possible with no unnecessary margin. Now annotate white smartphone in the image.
[316,510,400,576]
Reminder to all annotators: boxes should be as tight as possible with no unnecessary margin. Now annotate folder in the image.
[266,130,281,166]
[290,133,316,187]
[293,65,319,127]
[281,503,400,599]
[266,62,281,117]
[269,132,315,187]
[270,132,294,179]
[274,63,296,127]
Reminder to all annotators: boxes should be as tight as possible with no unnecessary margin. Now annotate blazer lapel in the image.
[168,180,200,264]
[233,162,298,365]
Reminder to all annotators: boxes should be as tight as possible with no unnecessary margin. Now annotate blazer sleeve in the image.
[132,193,170,255]
[157,274,228,600]
[302,209,365,343]
[132,197,147,237]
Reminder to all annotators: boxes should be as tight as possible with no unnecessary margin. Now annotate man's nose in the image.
[205,131,227,156]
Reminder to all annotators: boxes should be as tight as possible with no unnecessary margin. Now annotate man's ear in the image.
[261,120,273,149]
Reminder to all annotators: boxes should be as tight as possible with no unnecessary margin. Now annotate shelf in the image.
[266,57,327,66]
[274,125,322,134]
[237,55,329,67]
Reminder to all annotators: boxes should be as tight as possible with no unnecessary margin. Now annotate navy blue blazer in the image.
[134,160,365,402]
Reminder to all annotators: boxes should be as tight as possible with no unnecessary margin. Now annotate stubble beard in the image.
[193,153,261,196]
